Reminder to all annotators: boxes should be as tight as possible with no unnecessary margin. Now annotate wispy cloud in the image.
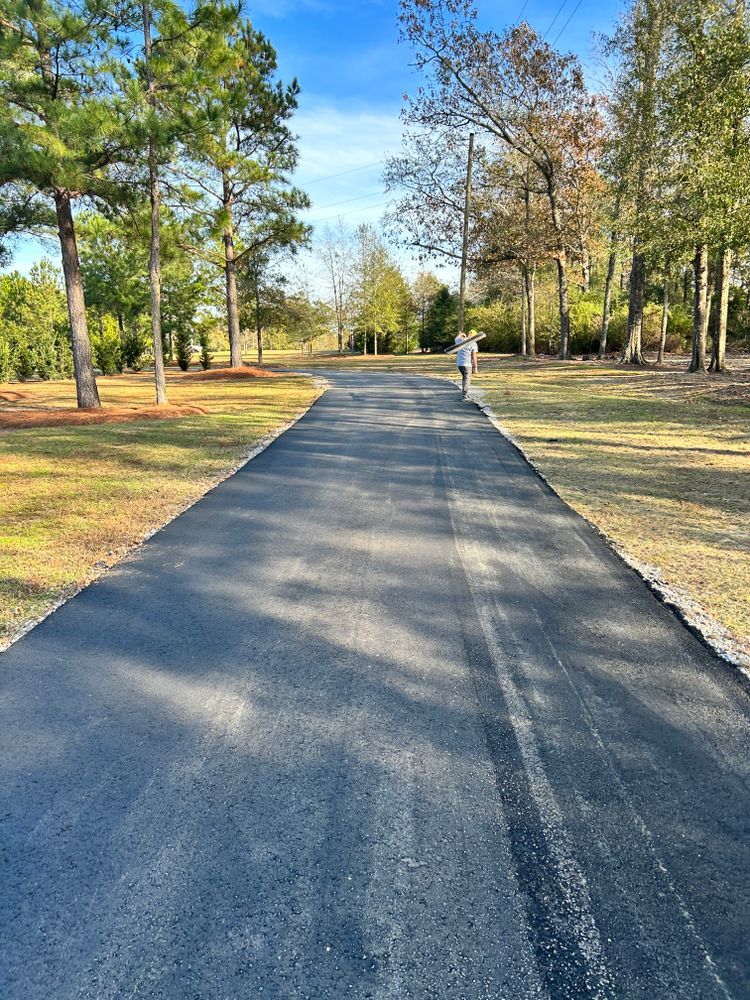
[294,100,402,187]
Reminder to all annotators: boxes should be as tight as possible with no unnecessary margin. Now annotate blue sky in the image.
[251,0,621,233]
[6,0,622,276]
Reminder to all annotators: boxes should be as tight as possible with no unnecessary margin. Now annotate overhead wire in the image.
[542,0,569,39]
[552,0,585,46]
[296,160,384,187]
[311,200,392,225]
[304,190,383,212]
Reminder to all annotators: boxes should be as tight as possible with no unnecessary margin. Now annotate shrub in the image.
[198,329,212,370]
[35,337,59,380]
[569,297,604,355]
[604,305,629,353]
[466,301,521,353]
[12,343,35,381]
[122,328,150,371]
[56,333,74,378]
[174,328,193,371]
[0,335,11,382]
[665,303,692,352]
[92,320,123,375]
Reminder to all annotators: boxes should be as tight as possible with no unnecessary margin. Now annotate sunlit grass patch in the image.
[473,358,750,661]
[0,370,320,646]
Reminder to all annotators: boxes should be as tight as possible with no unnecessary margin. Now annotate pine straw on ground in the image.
[183,364,281,380]
[0,403,207,430]
[0,368,319,647]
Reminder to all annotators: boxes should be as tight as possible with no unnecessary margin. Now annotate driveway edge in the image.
[0,377,329,655]
[451,378,750,680]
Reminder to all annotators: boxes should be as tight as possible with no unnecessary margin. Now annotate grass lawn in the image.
[272,349,750,665]
[0,368,320,646]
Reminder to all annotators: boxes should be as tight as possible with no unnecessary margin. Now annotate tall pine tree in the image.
[0,0,133,407]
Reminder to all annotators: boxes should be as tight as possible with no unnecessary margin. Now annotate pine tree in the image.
[180,9,308,367]
[0,1,134,407]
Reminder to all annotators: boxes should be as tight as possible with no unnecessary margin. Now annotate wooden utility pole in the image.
[457,132,475,334]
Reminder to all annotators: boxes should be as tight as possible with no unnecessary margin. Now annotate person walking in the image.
[454,331,479,399]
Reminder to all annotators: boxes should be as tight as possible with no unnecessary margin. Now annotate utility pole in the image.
[457,131,475,334]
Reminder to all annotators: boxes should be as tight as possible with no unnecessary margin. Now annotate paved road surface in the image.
[1,372,749,999]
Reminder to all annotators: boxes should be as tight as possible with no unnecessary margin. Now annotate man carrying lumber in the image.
[454,331,479,399]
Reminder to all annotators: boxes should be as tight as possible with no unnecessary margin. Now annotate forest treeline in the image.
[386,0,750,371]
[2,0,749,407]
[0,0,313,406]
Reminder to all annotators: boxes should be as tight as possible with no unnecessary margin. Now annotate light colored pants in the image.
[459,365,472,396]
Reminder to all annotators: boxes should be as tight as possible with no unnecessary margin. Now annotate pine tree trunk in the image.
[520,267,528,355]
[525,265,536,356]
[600,248,617,358]
[255,286,263,365]
[148,142,168,402]
[224,244,242,367]
[657,277,669,365]
[54,190,100,408]
[374,330,378,356]
[710,247,731,373]
[622,250,646,364]
[689,244,709,373]
[222,173,242,368]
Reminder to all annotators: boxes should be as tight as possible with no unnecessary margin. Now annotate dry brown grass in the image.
[0,369,320,646]
[473,357,750,663]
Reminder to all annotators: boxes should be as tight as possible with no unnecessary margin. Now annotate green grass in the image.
[0,370,320,645]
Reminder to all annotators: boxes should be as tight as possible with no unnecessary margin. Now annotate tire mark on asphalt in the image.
[433,402,616,1000]
[454,400,736,999]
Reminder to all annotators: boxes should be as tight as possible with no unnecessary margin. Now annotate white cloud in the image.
[292,99,404,228]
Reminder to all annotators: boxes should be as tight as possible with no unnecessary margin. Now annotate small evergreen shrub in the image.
[198,329,212,370]
[174,328,193,371]
[92,327,123,375]
[13,344,35,381]
[122,328,149,371]
[35,338,58,380]
[56,334,74,378]
[0,336,12,382]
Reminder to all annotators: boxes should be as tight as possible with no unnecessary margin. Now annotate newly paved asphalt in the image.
[1,371,749,999]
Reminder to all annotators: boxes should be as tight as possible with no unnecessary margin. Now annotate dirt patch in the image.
[0,404,207,430]
[0,390,30,402]
[183,365,281,381]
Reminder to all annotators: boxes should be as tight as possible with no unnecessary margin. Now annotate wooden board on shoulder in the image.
[444,331,486,354]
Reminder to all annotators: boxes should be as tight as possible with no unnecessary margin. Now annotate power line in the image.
[311,200,392,225]
[543,0,569,39]
[305,190,383,212]
[552,0,584,45]
[296,160,384,188]
[515,0,530,23]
